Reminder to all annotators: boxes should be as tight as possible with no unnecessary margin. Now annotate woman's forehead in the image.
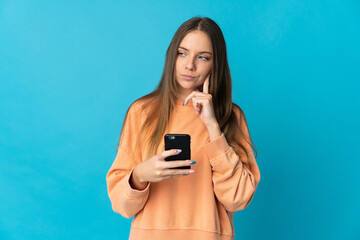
[179,30,213,53]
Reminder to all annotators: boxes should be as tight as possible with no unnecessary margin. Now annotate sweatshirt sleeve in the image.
[106,102,151,218]
[202,108,260,212]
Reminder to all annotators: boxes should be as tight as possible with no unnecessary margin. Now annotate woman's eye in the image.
[199,56,209,61]
[177,51,185,56]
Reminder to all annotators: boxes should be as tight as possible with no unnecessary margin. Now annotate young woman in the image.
[106,17,261,240]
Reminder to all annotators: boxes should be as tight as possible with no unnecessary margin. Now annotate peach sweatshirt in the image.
[106,98,260,240]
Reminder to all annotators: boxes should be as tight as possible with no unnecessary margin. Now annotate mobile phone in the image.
[164,134,191,169]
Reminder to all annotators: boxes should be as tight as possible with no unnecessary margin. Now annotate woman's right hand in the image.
[130,149,196,190]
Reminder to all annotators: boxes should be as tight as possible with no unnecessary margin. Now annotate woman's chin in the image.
[179,85,196,94]
[179,81,198,91]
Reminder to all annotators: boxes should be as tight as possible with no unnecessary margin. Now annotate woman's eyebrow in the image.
[178,46,212,55]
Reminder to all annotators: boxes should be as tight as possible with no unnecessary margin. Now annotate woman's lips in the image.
[181,74,196,80]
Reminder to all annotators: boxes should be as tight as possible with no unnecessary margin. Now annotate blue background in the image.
[1,0,359,239]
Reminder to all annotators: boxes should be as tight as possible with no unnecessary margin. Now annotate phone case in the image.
[164,134,191,169]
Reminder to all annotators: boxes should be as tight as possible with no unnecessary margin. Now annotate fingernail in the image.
[183,174,188,176]
[189,169,195,173]
[175,149,182,153]
[190,161,196,165]
[182,101,185,106]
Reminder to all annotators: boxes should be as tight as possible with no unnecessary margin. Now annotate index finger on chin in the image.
[203,75,210,94]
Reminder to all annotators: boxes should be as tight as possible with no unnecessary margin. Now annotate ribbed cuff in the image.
[125,167,150,199]
[202,133,231,160]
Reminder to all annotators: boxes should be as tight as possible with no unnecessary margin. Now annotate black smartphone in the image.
[164,134,191,169]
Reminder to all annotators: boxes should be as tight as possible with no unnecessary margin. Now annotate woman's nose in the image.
[185,57,196,71]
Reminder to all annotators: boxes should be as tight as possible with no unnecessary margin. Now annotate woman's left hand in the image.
[183,74,222,140]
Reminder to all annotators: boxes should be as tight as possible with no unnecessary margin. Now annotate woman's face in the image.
[175,30,213,98]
